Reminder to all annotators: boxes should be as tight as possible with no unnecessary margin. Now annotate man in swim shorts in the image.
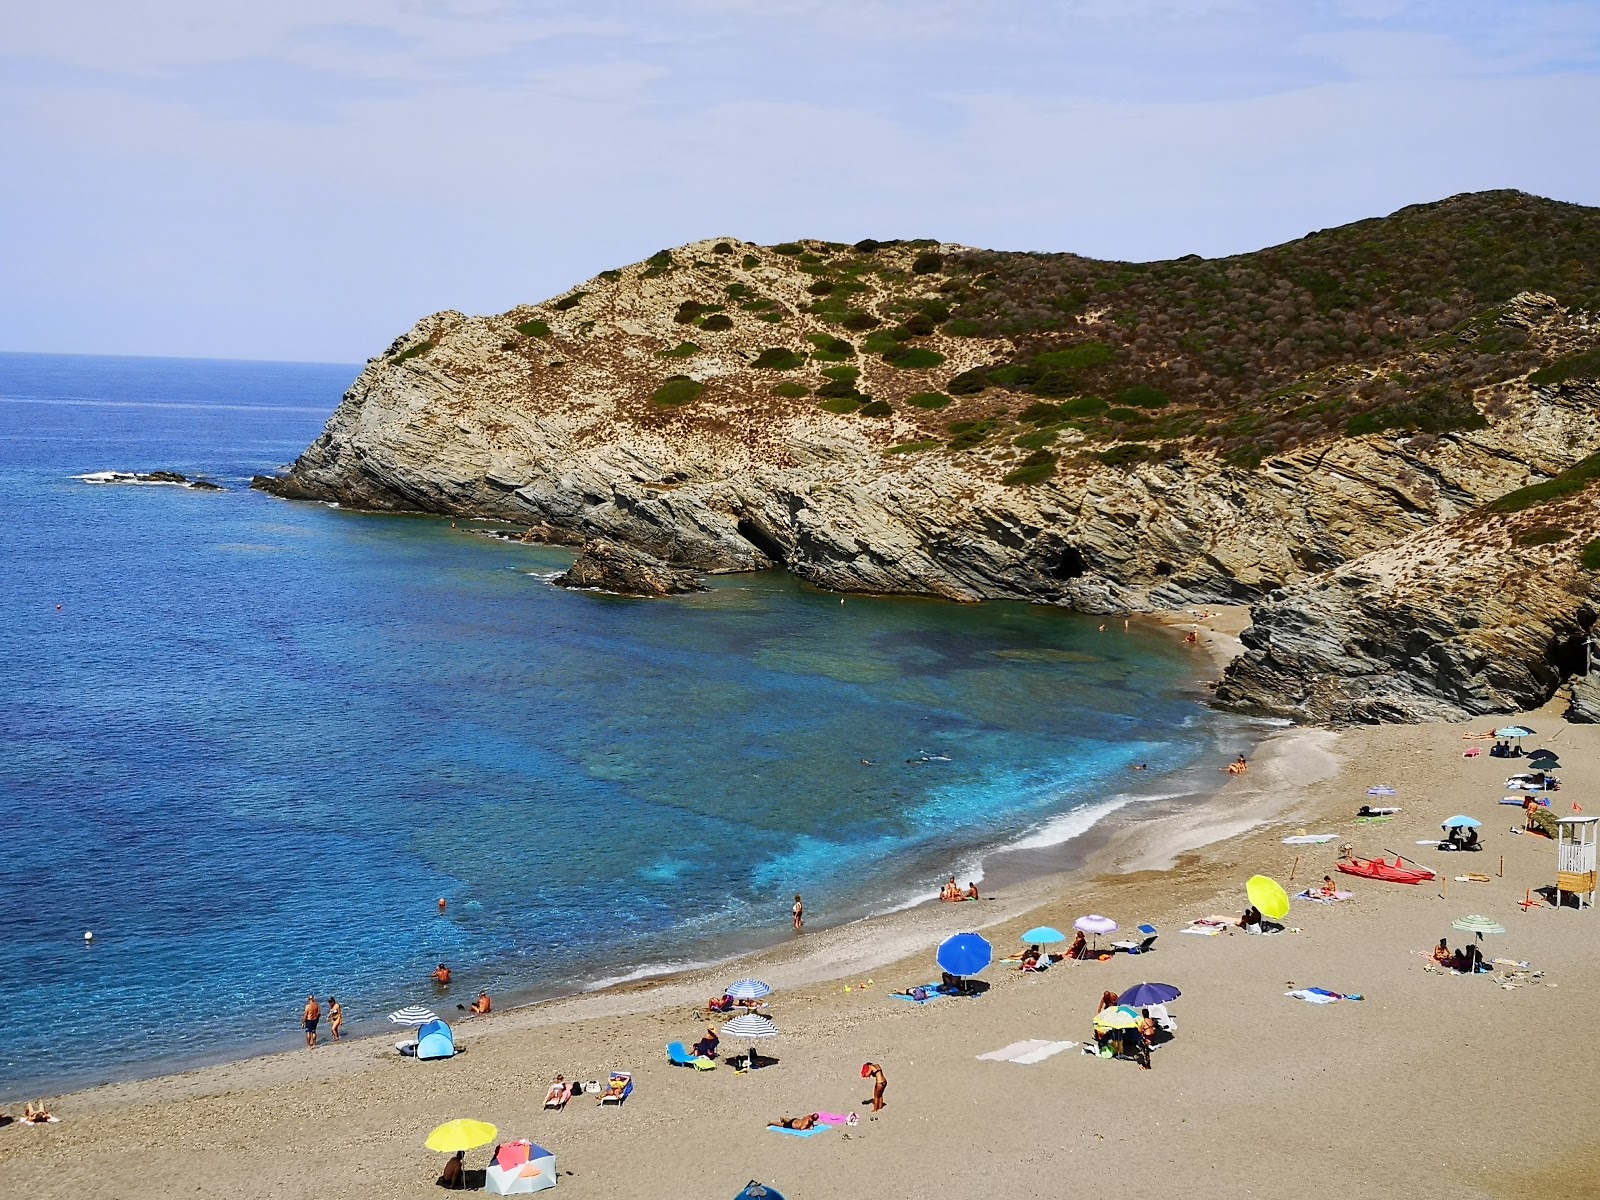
[303,994,321,1048]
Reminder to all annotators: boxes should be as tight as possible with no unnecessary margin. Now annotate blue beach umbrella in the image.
[725,979,773,1001]
[1441,815,1482,829]
[1117,982,1181,1008]
[1496,726,1535,739]
[1020,927,1067,945]
[937,932,993,978]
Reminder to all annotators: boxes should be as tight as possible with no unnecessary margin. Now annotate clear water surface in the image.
[0,351,1237,1094]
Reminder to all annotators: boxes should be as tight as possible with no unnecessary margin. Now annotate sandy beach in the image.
[5,612,1599,1200]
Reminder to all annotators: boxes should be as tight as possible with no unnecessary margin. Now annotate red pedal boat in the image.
[1337,855,1435,884]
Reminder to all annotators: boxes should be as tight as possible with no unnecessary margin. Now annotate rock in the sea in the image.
[553,539,707,597]
[80,470,222,489]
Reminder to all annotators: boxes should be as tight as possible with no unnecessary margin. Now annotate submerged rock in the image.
[78,470,222,489]
[553,539,707,597]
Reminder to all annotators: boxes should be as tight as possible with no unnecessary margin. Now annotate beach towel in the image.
[769,1123,833,1138]
[1294,888,1353,903]
[815,1112,859,1126]
[1282,834,1339,844]
[1013,1041,1077,1064]
[1355,815,1393,824]
[890,983,944,1005]
[978,1039,1076,1064]
[1180,924,1224,935]
[1286,987,1364,1003]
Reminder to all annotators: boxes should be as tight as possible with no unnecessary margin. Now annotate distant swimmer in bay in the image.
[907,751,952,764]
[438,897,447,913]
[1131,763,1149,771]
[860,759,875,766]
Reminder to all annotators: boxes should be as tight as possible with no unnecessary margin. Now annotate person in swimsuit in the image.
[303,995,321,1048]
[769,1114,820,1130]
[1432,938,1452,966]
[862,1062,887,1112]
[432,963,452,986]
[469,990,492,1015]
[1097,990,1120,1013]
[692,1026,720,1059]
[792,894,804,931]
[328,996,343,1040]
[1065,930,1088,960]
[23,1102,53,1123]
[965,881,980,900]
[1318,875,1338,896]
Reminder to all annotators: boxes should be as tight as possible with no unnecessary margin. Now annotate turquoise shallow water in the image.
[0,351,1240,1095]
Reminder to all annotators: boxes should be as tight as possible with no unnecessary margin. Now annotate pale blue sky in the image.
[5,1,1599,362]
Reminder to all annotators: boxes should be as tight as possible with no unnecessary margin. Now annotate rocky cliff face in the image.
[259,201,1600,722]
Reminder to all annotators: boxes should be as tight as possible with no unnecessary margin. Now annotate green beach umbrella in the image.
[1451,914,1506,937]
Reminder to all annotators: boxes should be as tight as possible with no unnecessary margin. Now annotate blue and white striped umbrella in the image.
[388,1006,437,1026]
[1366,785,1398,797]
[722,1013,778,1039]
[724,979,773,1001]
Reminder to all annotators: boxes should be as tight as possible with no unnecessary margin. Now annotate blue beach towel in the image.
[768,1123,833,1138]
[890,983,944,1005]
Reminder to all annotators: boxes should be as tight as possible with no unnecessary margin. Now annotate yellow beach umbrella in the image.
[425,1119,497,1154]
[1246,875,1291,921]
[1093,1004,1142,1031]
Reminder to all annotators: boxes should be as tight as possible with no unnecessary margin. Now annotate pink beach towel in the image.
[815,1112,859,1126]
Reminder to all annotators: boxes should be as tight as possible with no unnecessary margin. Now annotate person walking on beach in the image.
[862,1062,887,1113]
[792,894,804,932]
[328,996,343,1041]
[302,994,321,1048]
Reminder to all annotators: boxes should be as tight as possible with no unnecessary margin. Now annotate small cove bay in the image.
[0,352,1248,1095]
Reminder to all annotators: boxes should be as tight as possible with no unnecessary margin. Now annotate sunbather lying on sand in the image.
[22,1103,54,1124]
[543,1076,570,1106]
[769,1114,819,1130]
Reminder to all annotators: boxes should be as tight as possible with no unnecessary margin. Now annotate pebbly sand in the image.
[4,611,1599,1200]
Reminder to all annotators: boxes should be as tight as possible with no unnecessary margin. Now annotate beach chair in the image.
[1110,924,1158,954]
[668,1042,717,1070]
[598,1071,633,1106]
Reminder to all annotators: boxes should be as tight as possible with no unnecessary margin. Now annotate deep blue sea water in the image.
[0,352,1240,1095]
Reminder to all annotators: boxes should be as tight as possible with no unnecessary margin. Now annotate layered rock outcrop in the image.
[553,539,708,596]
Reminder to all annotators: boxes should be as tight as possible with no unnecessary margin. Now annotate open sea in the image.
[0,351,1246,1096]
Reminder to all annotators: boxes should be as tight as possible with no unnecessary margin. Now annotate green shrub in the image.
[741,254,761,269]
[554,291,588,311]
[817,378,864,399]
[853,239,883,253]
[725,282,753,300]
[1018,401,1065,424]
[1105,407,1151,423]
[906,391,953,409]
[841,311,883,332]
[1343,385,1486,436]
[806,333,856,361]
[882,346,946,369]
[660,341,701,359]
[758,312,785,323]
[675,301,711,324]
[1097,442,1153,468]
[1003,451,1057,486]
[1486,450,1600,513]
[861,329,908,355]
[699,313,734,332]
[1060,395,1109,417]
[773,242,804,256]
[948,368,990,395]
[1515,526,1575,547]
[598,269,622,282]
[515,319,551,337]
[916,299,952,323]
[773,381,809,398]
[1222,441,1271,470]
[646,250,674,269]
[1014,428,1059,449]
[947,418,999,450]
[820,396,864,414]
[1582,539,1600,571]
[860,400,893,417]
[942,318,986,337]
[912,251,945,274]
[651,376,704,407]
[713,241,734,255]
[1529,347,1600,385]
[886,439,941,455]
[392,340,434,363]
[807,280,835,296]
[1115,384,1171,409]
[751,347,806,370]
[1035,342,1114,371]
[901,313,937,337]
[820,365,859,383]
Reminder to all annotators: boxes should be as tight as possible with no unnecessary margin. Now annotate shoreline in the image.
[7,604,1269,1103]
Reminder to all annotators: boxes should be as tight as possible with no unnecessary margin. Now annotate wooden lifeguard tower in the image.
[1556,814,1598,909]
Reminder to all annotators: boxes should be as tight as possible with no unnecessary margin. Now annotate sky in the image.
[4,1,1599,362]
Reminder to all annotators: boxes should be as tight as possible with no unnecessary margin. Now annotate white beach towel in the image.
[1282,834,1339,844]
[1181,924,1224,936]
[1011,1041,1077,1064]
[977,1039,1076,1064]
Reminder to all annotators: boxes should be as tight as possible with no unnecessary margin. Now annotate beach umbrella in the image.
[1093,1004,1142,1032]
[1246,875,1291,921]
[724,979,773,1001]
[1073,914,1117,935]
[1116,982,1181,1008]
[1441,815,1481,829]
[721,1013,779,1039]
[1451,914,1506,937]
[1496,726,1535,739]
[1020,926,1067,945]
[736,1184,786,1200]
[425,1119,497,1153]
[388,1006,438,1026]
[1366,785,1398,797]
[936,932,993,977]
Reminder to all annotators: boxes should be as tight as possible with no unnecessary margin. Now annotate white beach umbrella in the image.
[388,1006,438,1026]
[722,1013,779,1038]
[725,979,773,1001]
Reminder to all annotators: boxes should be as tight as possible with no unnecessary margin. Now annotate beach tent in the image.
[416,1019,457,1061]
[736,1184,786,1200]
[485,1141,556,1194]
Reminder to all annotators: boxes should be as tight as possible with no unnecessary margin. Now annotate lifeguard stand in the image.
[1555,814,1598,910]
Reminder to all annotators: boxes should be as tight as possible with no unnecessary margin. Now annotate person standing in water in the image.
[328,996,343,1041]
[792,894,804,932]
[302,994,321,1048]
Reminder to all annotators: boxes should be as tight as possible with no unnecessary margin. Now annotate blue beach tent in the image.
[416,1018,457,1061]
[736,1184,785,1200]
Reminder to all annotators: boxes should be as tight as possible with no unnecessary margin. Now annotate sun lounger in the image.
[1110,924,1158,954]
[667,1042,716,1070]
[598,1072,633,1105]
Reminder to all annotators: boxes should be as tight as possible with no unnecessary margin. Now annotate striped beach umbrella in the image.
[722,1013,779,1038]
[724,979,773,1001]
[1367,785,1398,797]
[1451,915,1506,937]
[388,1006,438,1026]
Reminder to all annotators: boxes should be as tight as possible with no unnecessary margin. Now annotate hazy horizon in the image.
[6,2,1599,362]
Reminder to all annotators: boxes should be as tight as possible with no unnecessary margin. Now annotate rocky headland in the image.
[258,191,1600,724]
[552,538,708,597]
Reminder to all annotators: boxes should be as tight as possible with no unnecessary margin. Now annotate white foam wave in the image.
[581,958,722,992]
[73,470,193,488]
[1005,791,1181,852]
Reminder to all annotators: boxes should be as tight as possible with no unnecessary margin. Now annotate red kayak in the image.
[1337,856,1435,884]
